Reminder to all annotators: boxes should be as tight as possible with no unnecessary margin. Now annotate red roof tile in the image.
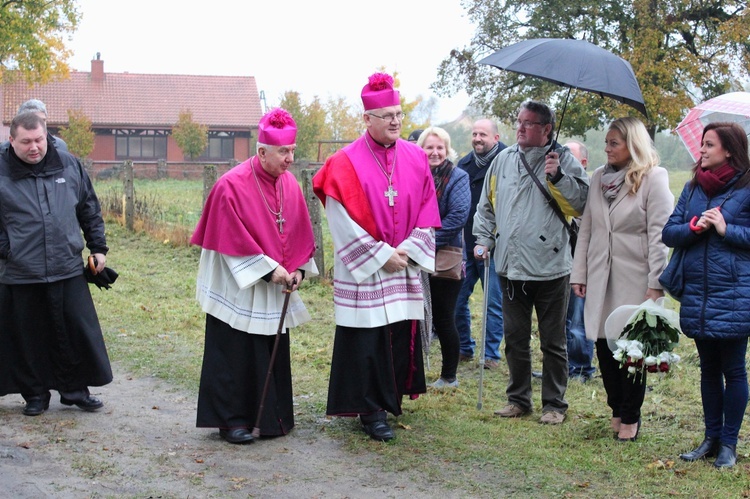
[2,64,263,130]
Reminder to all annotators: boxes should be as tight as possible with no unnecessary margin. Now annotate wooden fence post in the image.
[123,160,134,231]
[157,158,167,179]
[203,165,218,207]
[301,168,324,278]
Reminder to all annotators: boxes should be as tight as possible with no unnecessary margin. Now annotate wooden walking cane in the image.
[477,249,490,410]
[252,278,296,438]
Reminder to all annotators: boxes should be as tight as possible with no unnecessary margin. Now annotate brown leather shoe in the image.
[484,359,500,370]
[493,404,530,417]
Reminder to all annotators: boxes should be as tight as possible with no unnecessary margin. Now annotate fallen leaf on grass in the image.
[397,422,412,430]
[646,459,675,470]
[575,481,590,488]
[195,458,204,463]
[152,406,160,410]
[17,442,31,449]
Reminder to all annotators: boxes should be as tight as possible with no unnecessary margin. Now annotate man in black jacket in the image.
[454,119,506,369]
[0,112,112,416]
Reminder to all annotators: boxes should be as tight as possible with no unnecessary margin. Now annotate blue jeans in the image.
[455,256,503,361]
[566,294,595,378]
[694,337,749,445]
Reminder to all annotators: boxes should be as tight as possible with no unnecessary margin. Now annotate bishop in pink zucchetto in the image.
[312,71,441,442]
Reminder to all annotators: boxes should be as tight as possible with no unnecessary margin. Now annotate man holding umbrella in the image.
[473,100,589,424]
[190,108,317,444]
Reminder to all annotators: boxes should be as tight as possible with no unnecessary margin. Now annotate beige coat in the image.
[570,166,674,340]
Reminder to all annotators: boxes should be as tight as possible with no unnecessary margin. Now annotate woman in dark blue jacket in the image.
[662,122,750,468]
[417,127,470,389]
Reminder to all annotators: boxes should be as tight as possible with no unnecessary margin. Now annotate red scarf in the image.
[696,162,736,197]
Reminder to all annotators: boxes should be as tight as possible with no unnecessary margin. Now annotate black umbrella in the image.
[84,255,119,290]
[479,38,647,148]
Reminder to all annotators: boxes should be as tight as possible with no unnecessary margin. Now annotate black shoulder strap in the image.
[519,152,572,232]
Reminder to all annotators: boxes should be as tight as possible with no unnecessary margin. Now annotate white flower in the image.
[670,353,681,364]
[627,348,643,361]
[644,355,658,366]
[616,339,630,350]
[630,340,644,351]
[657,351,671,363]
[613,349,624,362]
[628,366,637,374]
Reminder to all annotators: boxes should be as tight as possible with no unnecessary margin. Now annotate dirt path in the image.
[0,363,449,498]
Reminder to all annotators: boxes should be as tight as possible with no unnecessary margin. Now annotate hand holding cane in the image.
[477,247,490,410]
[252,278,296,439]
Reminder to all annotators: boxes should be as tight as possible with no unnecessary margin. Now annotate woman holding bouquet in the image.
[663,122,750,468]
[571,117,674,441]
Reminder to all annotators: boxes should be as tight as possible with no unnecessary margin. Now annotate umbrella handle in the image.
[87,255,98,275]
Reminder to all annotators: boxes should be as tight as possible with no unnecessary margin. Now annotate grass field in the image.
[90,168,750,497]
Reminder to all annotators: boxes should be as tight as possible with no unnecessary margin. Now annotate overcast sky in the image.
[65,0,476,123]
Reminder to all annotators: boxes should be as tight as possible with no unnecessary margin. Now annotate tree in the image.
[435,0,750,136]
[59,109,94,158]
[277,91,328,161]
[0,0,80,84]
[172,110,208,160]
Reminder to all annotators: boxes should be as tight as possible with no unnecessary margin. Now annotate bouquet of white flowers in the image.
[605,298,682,379]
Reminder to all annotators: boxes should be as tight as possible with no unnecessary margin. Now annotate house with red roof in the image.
[1,55,263,165]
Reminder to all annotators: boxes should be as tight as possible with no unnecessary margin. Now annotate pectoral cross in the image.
[276,213,286,234]
[384,184,398,207]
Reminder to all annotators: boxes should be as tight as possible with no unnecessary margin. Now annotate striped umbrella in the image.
[674,92,750,161]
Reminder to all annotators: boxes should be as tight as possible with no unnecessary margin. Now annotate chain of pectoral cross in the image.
[251,157,286,233]
[365,138,398,207]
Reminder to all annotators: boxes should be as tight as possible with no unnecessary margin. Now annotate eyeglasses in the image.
[515,120,545,129]
[368,112,405,122]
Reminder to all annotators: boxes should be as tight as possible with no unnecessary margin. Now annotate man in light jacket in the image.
[473,101,589,424]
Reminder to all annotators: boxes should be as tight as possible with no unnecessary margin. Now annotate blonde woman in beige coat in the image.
[570,117,673,442]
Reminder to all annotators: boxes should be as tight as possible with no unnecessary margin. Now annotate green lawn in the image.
[90,170,750,497]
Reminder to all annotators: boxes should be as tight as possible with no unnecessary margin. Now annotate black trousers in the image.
[596,338,646,424]
[429,276,463,380]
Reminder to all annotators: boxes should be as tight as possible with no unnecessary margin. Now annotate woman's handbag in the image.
[658,248,685,301]
[433,246,463,280]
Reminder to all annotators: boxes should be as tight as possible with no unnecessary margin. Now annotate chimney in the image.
[91,52,104,82]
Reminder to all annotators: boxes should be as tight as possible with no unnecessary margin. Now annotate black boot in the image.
[713,443,737,468]
[22,392,51,416]
[680,436,720,461]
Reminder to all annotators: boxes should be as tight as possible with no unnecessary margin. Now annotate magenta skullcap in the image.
[257,108,297,146]
[361,73,400,111]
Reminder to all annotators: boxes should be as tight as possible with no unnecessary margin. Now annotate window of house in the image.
[114,130,168,159]
[200,131,235,160]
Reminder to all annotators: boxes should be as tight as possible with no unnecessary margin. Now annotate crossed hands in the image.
[383,248,409,273]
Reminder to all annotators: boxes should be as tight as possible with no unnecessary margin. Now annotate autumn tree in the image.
[59,109,94,158]
[435,0,750,136]
[277,91,328,161]
[0,0,80,84]
[172,110,208,160]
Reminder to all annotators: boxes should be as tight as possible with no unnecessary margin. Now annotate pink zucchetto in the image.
[361,72,400,111]
[257,108,297,146]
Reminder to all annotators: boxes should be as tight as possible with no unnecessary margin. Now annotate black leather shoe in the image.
[60,395,104,412]
[219,428,255,444]
[680,436,720,461]
[714,443,737,468]
[362,420,395,442]
[23,392,51,416]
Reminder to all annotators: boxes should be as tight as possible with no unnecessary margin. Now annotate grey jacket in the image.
[473,143,589,281]
[0,145,107,284]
